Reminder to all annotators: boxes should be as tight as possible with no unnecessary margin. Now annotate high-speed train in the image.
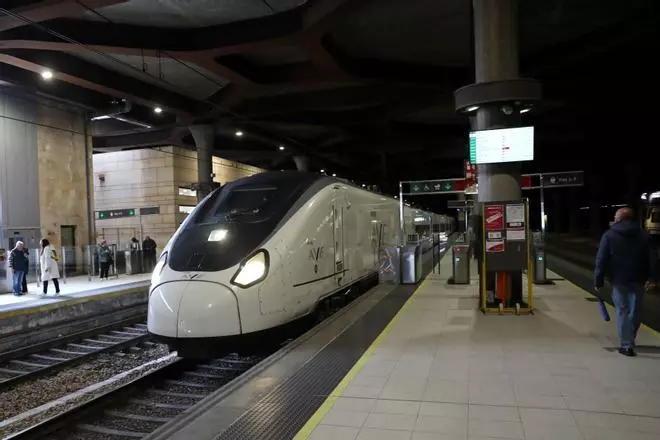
[148,171,453,358]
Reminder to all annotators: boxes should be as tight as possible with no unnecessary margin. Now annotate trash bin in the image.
[401,245,422,285]
[450,244,470,284]
[532,232,548,284]
[124,250,144,275]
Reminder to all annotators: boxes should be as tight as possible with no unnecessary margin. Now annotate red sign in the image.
[485,205,505,231]
[486,240,505,253]
[464,160,477,185]
[522,175,532,189]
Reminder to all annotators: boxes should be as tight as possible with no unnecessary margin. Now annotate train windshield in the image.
[169,172,320,272]
[194,182,298,224]
[212,185,278,221]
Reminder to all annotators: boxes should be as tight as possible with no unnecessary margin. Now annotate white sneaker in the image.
[40,292,47,297]
[54,292,61,297]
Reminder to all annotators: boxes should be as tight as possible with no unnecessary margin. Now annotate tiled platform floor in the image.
[0,273,151,309]
[306,256,660,440]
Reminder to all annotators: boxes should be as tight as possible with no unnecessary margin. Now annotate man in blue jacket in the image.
[595,207,656,357]
[8,241,28,296]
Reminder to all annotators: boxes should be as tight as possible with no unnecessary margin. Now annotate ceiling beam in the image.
[0,0,128,32]
[0,52,197,117]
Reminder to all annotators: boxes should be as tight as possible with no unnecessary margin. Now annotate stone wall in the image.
[36,101,91,253]
[93,148,176,249]
[93,146,263,250]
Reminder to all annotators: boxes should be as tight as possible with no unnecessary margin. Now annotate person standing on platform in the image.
[39,238,61,296]
[22,247,30,294]
[142,236,157,272]
[8,241,27,296]
[595,207,656,357]
[98,240,111,280]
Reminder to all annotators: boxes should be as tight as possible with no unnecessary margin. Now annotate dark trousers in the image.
[100,262,110,279]
[43,278,60,294]
[144,252,156,272]
[22,272,28,293]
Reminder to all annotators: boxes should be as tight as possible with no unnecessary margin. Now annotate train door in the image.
[333,186,345,285]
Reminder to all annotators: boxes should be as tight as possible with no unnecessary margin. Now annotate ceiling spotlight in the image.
[153,106,163,114]
[235,130,244,137]
[520,108,531,114]
[332,173,337,177]
[41,70,53,80]
[362,184,366,187]
[278,145,285,151]
[466,105,479,112]
[320,169,325,173]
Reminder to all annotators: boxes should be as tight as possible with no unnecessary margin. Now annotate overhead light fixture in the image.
[90,115,111,121]
[153,106,163,114]
[520,108,531,114]
[41,70,53,80]
[320,169,325,173]
[278,145,285,151]
[235,130,244,137]
[332,173,337,177]
[466,105,479,112]
[362,184,366,187]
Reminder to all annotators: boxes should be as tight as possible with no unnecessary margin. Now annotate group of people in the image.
[7,235,158,296]
[97,236,157,280]
[8,239,61,297]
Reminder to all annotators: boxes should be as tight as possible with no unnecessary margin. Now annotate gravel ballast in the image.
[0,343,172,438]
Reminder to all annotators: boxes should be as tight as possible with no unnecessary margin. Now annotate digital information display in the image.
[469,126,534,164]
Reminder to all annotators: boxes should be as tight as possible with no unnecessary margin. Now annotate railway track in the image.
[0,321,150,389]
[8,353,263,440]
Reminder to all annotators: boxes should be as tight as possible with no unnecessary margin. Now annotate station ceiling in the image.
[0,0,658,191]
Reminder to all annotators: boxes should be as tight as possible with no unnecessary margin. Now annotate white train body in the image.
[147,172,452,357]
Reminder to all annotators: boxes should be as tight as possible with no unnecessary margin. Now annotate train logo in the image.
[309,246,324,273]
[181,273,201,280]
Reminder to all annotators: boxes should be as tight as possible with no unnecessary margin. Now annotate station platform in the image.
[0,274,150,352]
[150,250,660,440]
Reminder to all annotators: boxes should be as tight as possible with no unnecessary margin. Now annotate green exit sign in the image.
[97,209,136,220]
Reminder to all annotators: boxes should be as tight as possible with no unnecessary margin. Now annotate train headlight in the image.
[151,252,168,287]
[230,250,269,288]
[208,229,228,241]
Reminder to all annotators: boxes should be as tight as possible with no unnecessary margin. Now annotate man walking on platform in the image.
[595,207,656,357]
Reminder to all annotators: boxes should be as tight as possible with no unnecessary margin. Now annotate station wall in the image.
[93,147,263,251]
[0,90,92,272]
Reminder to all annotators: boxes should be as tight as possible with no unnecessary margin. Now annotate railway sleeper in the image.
[128,398,192,410]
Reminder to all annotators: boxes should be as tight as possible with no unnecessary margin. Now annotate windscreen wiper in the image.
[225,208,261,221]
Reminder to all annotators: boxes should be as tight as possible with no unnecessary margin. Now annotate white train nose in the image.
[148,281,241,338]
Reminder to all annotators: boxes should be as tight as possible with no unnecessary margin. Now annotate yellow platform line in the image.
[0,286,147,320]
[555,271,660,340]
[293,271,435,440]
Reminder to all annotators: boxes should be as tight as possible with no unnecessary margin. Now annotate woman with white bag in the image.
[40,238,61,296]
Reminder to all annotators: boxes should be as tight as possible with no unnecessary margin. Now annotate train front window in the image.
[217,186,277,218]
[196,185,282,223]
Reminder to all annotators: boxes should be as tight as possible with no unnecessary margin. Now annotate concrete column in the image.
[473,0,521,203]
[293,155,310,172]
[189,125,214,200]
